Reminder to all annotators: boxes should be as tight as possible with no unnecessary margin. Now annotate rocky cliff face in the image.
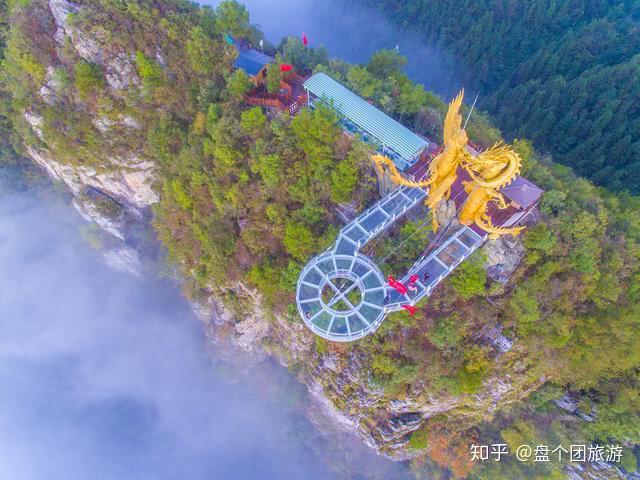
[20,0,158,273]
[190,279,546,461]
[24,0,157,210]
[20,0,545,463]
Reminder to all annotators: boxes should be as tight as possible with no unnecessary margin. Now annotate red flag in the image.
[302,32,308,46]
[388,275,407,295]
[279,64,293,72]
[402,304,417,315]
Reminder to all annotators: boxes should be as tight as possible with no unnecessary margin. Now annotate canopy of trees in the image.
[359,0,640,193]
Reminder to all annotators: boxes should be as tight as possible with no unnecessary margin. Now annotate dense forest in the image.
[357,0,640,194]
[1,0,639,478]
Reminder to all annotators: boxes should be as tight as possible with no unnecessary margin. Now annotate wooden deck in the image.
[245,72,308,115]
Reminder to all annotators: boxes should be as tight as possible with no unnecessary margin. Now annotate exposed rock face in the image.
[435,198,459,230]
[102,247,142,276]
[567,462,639,480]
[27,146,158,209]
[190,279,546,460]
[24,111,44,139]
[484,234,525,282]
[24,1,156,215]
[93,115,141,133]
[49,0,140,92]
[73,193,125,240]
[49,0,78,38]
[39,66,60,105]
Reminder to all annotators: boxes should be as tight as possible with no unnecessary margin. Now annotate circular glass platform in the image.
[296,251,387,342]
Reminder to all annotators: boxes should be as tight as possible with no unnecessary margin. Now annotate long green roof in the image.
[304,72,428,161]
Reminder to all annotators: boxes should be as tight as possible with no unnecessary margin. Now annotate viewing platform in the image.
[296,183,485,342]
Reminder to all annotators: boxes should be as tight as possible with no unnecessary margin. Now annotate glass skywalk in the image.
[296,184,486,342]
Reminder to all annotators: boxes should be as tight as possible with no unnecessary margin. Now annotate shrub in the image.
[283,221,315,261]
[74,61,105,100]
[226,69,252,99]
[449,251,486,299]
[430,314,461,349]
[408,426,429,450]
[240,107,266,134]
[135,51,164,91]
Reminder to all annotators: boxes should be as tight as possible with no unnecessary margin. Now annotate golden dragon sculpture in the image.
[458,181,525,239]
[372,90,469,231]
[371,90,526,239]
[459,141,525,239]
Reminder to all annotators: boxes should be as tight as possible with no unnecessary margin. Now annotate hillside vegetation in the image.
[1,0,639,478]
[358,0,640,194]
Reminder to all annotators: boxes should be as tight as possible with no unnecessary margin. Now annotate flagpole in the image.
[463,91,480,130]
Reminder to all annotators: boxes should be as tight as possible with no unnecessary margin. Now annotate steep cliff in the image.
[4,0,538,460]
[4,1,639,478]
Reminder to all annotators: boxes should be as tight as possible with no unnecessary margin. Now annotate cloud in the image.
[0,188,411,480]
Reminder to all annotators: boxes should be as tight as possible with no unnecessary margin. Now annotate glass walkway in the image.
[384,226,484,310]
[296,185,486,342]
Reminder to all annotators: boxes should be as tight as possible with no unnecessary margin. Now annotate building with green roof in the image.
[303,72,429,171]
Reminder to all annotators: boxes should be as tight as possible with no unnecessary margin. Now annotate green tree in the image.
[509,285,540,336]
[215,0,250,39]
[524,223,557,252]
[290,104,339,174]
[330,156,358,204]
[346,66,379,98]
[169,178,192,211]
[283,221,316,261]
[367,49,406,78]
[396,75,428,116]
[281,37,328,71]
[370,354,400,376]
[430,314,461,349]
[408,426,429,450]
[74,61,104,100]
[449,252,486,300]
[135,51,164,91]
[240,106,266,134]
[226,69,252,99]
[501,420,541,451]
[3,22,46,84]
[186,26,216,75]
[252,153,281,188]
[147,117,185,166]
[265,63,281,94]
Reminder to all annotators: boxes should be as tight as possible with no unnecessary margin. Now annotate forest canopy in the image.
[358,0,640,194]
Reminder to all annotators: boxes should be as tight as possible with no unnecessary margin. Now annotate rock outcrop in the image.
[188,279,546,460]
[484,234,525,283]
[49,0,140,92]
[27,146,158,210]
[24,0,157,213]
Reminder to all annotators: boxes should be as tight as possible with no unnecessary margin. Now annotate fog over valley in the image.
[0,181,410,480]
[205,0,463,97]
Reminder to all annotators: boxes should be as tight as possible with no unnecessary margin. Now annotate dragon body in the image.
[458,182,525,239]
[464,142,522,190]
